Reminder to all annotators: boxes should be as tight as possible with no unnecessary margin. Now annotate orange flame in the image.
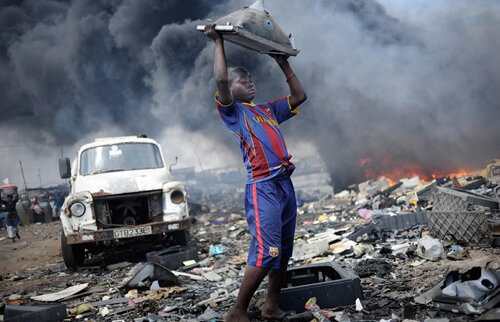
[359,154,479,185]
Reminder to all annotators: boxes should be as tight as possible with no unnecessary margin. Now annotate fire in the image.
[359,154,479,185]
[430,169,477,180]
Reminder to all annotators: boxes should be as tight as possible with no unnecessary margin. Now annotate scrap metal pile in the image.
[1,161,500,321]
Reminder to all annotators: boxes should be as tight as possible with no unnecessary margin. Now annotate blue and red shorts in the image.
[245,173,297,269]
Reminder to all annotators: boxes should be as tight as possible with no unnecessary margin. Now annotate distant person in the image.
[54,193,65,218]
[204,24,307,321]
[4,195,20,242]
[31,203,43,223]
[0,204,6,230]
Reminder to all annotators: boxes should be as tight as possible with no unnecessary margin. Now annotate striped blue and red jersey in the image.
[215,93,299,184]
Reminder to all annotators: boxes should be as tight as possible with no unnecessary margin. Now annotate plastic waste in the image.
[305,297,329,322]
[416,235,445,261]
[355,298,363,311]
[441,267,499,302]
[210,245,226,255]
[358,208,373,220]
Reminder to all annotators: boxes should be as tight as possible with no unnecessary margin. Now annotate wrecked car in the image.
[58,135,191,268]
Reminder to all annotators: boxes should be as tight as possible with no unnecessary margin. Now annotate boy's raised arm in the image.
[271,55,307,109]
[204,24,232,105]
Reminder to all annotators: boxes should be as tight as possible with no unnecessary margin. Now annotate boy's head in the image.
[228,67,255,103]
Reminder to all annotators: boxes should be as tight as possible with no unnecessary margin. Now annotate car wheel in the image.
[61,230,85,268]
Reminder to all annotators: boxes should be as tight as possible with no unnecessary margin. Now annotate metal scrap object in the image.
[195,289,230,307]
[122,262,178,288]
[197,0,299,56]
[30,283,89,302]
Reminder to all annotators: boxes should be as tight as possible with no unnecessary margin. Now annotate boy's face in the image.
[230,74,255,103]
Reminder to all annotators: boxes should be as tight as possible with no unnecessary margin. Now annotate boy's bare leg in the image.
[226,265,269,321]
[262,256,289,319]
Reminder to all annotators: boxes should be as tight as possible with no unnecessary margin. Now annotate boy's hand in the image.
[269,53,289,66]
[204,24,222,41]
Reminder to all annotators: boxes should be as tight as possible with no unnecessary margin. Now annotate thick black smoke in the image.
[0,0,499,189]
[0,0,214,145]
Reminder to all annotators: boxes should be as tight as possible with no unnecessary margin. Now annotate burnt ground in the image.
[0,211,499,321]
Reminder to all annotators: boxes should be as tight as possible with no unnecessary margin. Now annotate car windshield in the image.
[80,143,163,175]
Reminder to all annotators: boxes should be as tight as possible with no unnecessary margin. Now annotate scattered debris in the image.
[30,283,89,302]
[304,297,330,322]
[1,159,499,321]
[3,304,67,322]
[416,235,445,261]
[415,267,500,315]
[121,263,178,289]
[146,246,198,270]
[279,261,363,312]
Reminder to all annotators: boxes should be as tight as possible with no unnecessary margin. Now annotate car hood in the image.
[73,168,169,196]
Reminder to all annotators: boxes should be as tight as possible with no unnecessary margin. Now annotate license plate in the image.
[168,223,180,230]
[113,226,152,239]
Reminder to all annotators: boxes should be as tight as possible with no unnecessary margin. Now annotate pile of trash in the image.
[1,161,499,321]
[282,159,500,320]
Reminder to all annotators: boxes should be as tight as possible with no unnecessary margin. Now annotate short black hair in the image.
[228,67,250,85]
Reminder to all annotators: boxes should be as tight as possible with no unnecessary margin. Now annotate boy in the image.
[204,25,307,321]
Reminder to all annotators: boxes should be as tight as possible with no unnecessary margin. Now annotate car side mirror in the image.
[169,156,178,172]
[59,157,71,179]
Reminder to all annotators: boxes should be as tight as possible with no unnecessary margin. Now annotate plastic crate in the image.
[432,186,498,211]
[427,211,492,246]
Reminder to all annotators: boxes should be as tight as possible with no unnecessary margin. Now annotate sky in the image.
[1,0,499,190]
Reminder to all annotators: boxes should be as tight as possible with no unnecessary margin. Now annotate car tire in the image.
[61,230,85,268]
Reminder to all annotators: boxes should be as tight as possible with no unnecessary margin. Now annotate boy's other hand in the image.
[204,24,221,41]
[269,53,289,66]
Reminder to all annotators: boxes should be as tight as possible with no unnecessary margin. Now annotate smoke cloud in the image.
[0,0,498,189]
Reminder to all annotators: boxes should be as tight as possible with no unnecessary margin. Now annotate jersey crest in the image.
[269,246,279,257]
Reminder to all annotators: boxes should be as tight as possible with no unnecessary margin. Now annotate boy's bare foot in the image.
[225,308,250,322]
[261,306,286,320]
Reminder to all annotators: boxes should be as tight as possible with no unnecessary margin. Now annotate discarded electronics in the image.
[197,0,299,56]
[292,230,341,260]
[146,245,198,270]
[376,211,428,231]
[3,304,67,322]
[347,211,428,243]
[279,261,363,312]
[120,262,178,289]
[415,267,500,315]
[428,186,499,246]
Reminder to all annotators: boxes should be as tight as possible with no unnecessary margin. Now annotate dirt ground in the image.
[0,221,62,275]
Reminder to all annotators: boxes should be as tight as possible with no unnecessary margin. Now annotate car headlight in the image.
[70,202,86,217]
[170,190,185,204]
